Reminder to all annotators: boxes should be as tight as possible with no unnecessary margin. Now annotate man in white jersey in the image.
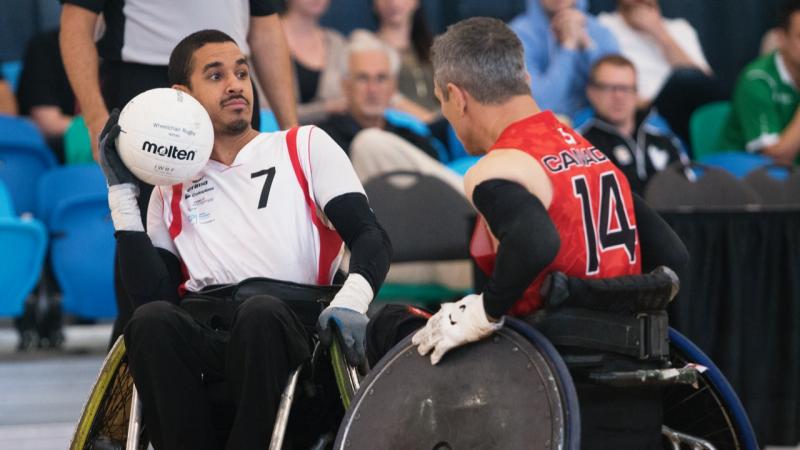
[98,30,391,450]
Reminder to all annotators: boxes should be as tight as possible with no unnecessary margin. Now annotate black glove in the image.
[99,109,136,186]
[317,306,369,367]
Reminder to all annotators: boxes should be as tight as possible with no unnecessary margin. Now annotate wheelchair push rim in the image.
[663,328,758,450]
[335,318,581,450]
[71,336,139,450]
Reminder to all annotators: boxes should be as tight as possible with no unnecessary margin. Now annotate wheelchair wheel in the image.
[663,328,758,450]
[71,336,144,450]
[505,317,581,449]
[335,318,580,450]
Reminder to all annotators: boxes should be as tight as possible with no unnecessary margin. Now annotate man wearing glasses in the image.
[578,55,688,194]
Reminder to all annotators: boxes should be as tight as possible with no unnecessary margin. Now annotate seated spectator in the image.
[319,31,461,190]
[17,29,76,162]
[598,0,723,144]
[0,68,17,115]
[371,0,439,122]
[720,0,800,166]
[319,30,470,290]
[281,0,348,124]
[509,0,619,118]
[578,55,687,195]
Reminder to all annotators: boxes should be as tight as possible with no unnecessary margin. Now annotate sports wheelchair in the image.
[70,278,364,450]
[70,334,360,450]
[72,270,758,450]
[336,268,758,450]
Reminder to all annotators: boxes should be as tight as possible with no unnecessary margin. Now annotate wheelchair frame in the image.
[70,335,360,450]
[334,318,757,450]
[72,325,757,450]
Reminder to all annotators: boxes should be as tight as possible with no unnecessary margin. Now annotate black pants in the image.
[367,304,662,449]
[105,61,262,347]
[124,295,310,450]
[652,67,726,150]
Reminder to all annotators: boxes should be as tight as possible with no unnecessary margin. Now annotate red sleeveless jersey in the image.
[471,111,641,317]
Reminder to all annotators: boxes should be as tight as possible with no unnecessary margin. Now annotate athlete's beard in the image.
[224,118,249,135]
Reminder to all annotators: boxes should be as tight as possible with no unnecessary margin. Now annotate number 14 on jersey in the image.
[572,172,637,275]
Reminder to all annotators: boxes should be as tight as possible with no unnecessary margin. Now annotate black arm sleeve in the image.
[632,193,689,274]
[473,180,561,319]
[115,231,183,308]
[323,192,392,293]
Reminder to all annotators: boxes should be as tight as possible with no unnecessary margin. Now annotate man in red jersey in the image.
[366,17,689,449]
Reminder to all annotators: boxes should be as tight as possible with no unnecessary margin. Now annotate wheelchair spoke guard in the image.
[334,321,579,449]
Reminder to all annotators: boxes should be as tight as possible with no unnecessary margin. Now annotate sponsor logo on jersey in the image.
[141,141,196,160]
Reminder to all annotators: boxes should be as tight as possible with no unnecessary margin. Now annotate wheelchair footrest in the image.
[588,364,705,387]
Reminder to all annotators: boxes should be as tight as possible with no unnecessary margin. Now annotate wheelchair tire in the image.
[663,328,759,450]
[70,336,145,450]
[335,319,580,450]
[505,317,581,450]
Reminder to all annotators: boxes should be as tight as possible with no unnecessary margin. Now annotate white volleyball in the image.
[116,88,214,186]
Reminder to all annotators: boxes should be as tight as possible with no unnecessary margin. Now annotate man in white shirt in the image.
[98,30,391,450]
[598,0,723,144]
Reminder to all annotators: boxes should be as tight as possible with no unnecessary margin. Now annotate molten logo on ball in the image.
[141,141,197,161]
[117,88,214,186]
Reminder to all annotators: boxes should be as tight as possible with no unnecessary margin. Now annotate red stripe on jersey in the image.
[168,184,183,239]
[285,127,343,285]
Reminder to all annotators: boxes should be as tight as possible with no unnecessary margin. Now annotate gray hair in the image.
[341,30,401,77]
[431,17,530,104]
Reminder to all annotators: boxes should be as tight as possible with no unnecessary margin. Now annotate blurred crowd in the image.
[1,0,798,198]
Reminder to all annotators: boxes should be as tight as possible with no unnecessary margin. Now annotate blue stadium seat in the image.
[698,151,772,179]
[0,179,47,317]
[0,116,57,215]
[384,109,449,162]
[50,193,116,319]
[1,60,22,91]
[0,173,14,218]
[259,109,280,132]
[36,164,106,226]
[384,108,429,136]
[0,218,48,317]
[446,124,469,161]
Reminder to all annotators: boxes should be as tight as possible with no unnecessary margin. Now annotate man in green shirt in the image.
[720,0,800,165]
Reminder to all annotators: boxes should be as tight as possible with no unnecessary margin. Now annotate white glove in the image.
[412,293,503,365]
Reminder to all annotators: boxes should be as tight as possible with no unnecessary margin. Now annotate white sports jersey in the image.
[147,126,365,293]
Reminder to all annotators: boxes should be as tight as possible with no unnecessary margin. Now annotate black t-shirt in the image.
[17,30,75,116]
[294,59,320,104]
[318,113,440,160]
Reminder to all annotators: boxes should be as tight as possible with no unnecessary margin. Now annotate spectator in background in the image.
[720,0,800,166]
[60,0,299,346]
[0,70,17,115]
[17,29,75,162]
[510,0,619,118]
[281,0,348,124]
[371,0,439,122]
[578,55,687,195]
[319,31,470,291]
[319,31,459,191]
[598,0,722,144]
